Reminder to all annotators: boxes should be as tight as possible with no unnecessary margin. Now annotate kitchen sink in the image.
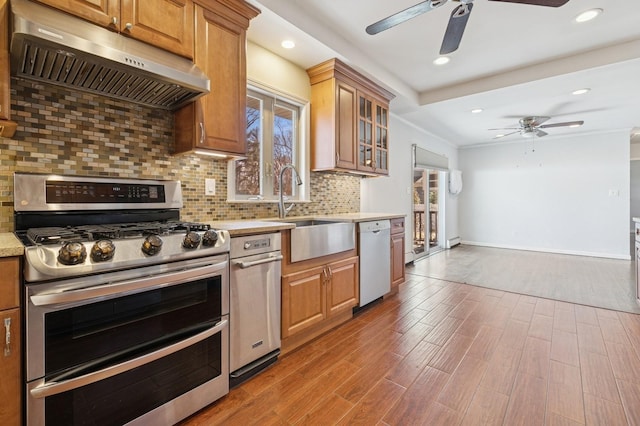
[283,219,355,262]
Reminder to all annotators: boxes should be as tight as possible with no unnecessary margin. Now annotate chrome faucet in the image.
[278,164,303,219]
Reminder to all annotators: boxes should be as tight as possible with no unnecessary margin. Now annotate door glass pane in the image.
[236,96,262,196]
[272,104,296,196]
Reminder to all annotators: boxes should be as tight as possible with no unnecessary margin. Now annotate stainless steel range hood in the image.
[9,0,210,110]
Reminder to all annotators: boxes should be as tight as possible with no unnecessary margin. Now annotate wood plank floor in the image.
[180,274,640,425]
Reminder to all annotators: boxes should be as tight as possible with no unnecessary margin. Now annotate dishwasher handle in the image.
[232,254,283,269]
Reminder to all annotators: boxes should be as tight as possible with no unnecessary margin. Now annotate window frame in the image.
[227,83,309,204]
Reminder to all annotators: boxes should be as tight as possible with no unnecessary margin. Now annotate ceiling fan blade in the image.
[539,120,584,128]
[488,127,520,130]
[489,0,569,7]
[366,0,448,35]
[493,130,521,139]
[535,129,549,137]
[440,3,473,55]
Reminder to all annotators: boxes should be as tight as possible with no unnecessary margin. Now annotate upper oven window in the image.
[44,276,222,379]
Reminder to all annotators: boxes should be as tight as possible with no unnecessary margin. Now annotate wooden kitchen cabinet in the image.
[390,217,406,291]
[174,0,259,156]
[282,256,358,339]
[280,229,359,354]
[307,58,395,176]
[0,0,17,138]
[34,0,195,58]
[0,257,21,426]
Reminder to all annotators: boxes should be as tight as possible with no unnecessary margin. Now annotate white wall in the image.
[459,130,630,259]
[630,160,640,229]
[361,115,459,262]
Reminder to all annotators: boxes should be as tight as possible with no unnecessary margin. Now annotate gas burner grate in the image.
[25,221,212,245]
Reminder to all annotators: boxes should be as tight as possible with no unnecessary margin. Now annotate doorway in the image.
[413,168,444,260]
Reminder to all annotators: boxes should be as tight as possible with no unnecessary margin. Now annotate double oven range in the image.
[14,173,231,426]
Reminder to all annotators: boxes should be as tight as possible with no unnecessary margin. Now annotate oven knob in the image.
[58,242,87,265]
[141,235,163,255]
[202,230,218,246]
[90,239,116,262]
[183,231,201,249]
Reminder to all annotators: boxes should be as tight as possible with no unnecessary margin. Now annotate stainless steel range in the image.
[14,173,231,426]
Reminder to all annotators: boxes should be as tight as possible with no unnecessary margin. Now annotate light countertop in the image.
[0,233,24,257]
[209,213,405,236]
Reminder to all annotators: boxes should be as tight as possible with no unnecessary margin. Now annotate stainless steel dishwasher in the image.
[229,232,282,387]
[358,220,391,307]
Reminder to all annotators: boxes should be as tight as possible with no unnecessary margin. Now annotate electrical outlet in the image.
[205,178,216,196]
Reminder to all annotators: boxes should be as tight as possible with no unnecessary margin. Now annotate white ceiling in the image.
[246,0,640,147]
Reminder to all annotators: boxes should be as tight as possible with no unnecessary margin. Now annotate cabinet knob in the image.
[111,16,118,25]
[125,22,133,31]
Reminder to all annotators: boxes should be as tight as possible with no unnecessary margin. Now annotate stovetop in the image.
[18,220,211,246]
[18,219,231,283]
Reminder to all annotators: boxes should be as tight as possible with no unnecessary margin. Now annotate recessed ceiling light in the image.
[433,56,450,65]
[281,40,296,49]
[572,88,590,95]
[575,8,602,23]
[496,134,505,138]
[471,108,483,114]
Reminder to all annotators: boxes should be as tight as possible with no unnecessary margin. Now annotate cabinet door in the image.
[357,94,375,174]
[282,266,327,338]
[196,5,247,154]
[0,258,19,311]
[35,0,120,29]
[391,233,405,289]
[0,308,20,426]
[335,81,357,170]
[327,257,358,317]
[121,0,194,59]
[374,103,389,175]
[0,0,8,122]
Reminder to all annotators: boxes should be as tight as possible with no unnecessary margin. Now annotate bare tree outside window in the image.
[233,89,300,201]
[272,105,295,196]
[235,96,262,195]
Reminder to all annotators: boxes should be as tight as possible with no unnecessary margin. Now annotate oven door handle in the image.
[232,254,283,269]
[29,260,228,306]
[29,318,228,399]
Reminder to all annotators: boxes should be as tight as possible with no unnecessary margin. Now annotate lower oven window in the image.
[44,277,222,378]
[45,333,221,426]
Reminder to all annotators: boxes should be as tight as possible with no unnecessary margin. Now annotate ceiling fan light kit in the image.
[367,0,571,54]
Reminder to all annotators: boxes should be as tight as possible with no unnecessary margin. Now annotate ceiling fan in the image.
[489,116,584,139]
[366,0,570,55]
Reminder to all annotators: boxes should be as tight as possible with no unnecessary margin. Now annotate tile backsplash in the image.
[0,79,360,232]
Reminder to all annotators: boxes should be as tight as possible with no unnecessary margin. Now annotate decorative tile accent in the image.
[0,79,360,232]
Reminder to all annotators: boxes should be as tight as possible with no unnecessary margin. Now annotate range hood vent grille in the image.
[16,40,200,109]
[10,0,209,110]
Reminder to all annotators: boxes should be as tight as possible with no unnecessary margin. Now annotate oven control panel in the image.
[231,233,281,258]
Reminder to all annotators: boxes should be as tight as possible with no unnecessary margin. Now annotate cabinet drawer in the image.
[390,218,405,235]
[0,258,19,310]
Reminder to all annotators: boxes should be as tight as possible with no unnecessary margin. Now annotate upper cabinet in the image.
[307,58,395,176]
[174,0,259,156]
[0,0,16,138]
[33,0,195,58]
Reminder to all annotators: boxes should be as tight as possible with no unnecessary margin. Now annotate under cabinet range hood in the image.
[9,0,210,110]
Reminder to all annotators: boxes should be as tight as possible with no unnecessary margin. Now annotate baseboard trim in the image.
[461,240,632,261]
